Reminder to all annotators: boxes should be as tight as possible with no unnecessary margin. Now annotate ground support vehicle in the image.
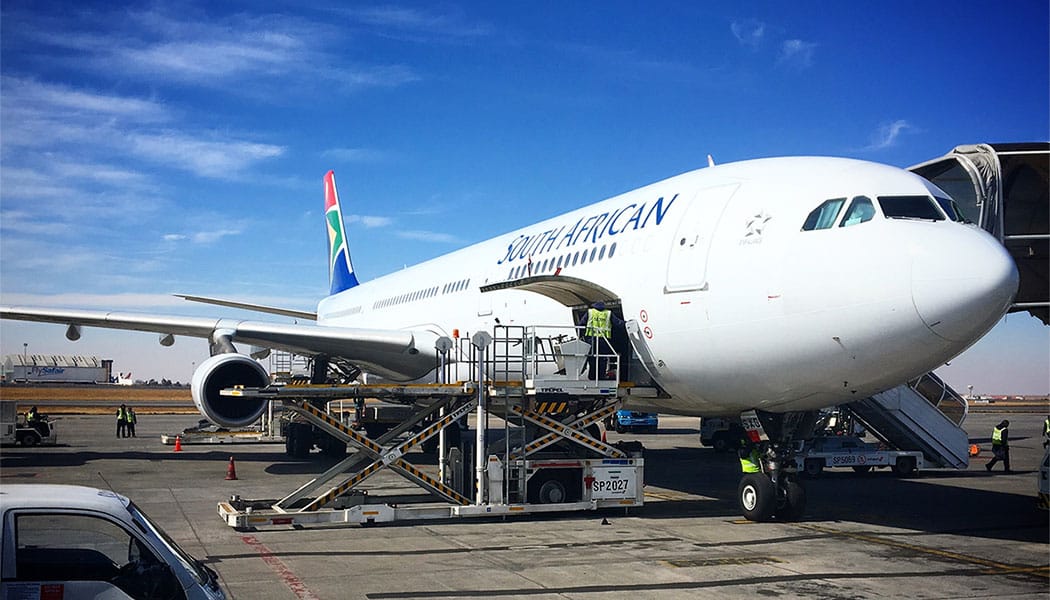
[796,435,925,477]
[161,413,282,446]
[0,484,225,599]
[606,409,658,433]
[699,417,744,452]
[217,326,654,529]
[0,400,58,446]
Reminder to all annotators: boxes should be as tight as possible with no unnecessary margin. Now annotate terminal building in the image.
[2,355,113,384]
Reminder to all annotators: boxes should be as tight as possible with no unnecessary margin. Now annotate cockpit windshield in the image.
[839,196,876,227]
[934,196,970,223]
[801,198,846,231]
[878,195,945,221]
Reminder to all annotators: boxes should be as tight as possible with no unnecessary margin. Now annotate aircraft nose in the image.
[911,226,1018,343]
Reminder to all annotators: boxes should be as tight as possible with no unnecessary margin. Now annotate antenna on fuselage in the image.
[707,155,716,167]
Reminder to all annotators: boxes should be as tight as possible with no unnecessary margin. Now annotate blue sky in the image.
[1,1,1047,394]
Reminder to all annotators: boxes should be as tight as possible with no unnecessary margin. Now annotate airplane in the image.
[0,155,1019,521]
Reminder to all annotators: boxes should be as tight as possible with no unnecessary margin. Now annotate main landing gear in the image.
[736,410,817,522]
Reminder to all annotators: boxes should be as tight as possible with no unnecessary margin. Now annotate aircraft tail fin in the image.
[324,171,359,295]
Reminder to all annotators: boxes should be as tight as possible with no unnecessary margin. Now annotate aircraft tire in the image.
[320,436,347,459]
[738,473,775,521]
[804,459,824,478]
[775,480,806,521]
[287,423,312,458]
[893,457,917,477]
[712,434,729,453]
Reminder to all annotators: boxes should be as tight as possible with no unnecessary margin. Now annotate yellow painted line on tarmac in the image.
[798,523,1048,579]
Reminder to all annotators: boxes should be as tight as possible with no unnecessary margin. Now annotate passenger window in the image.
[878,196,945,221]
[839,196,876,227]
[802,198,846,231]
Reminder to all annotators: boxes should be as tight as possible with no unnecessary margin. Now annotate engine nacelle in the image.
[190,353,270,428]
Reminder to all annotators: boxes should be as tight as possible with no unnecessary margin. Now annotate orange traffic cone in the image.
[173,436,183,452]
[225,456,238,480]
[969,444,980,457]
[601,428,608,443]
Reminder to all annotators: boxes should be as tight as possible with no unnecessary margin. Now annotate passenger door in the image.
[665,184,740,293]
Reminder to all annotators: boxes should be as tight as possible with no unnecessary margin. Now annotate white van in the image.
[0,484,225,599]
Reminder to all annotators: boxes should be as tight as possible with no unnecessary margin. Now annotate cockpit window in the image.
[839,196,876,227]
[801,198,846,231]
[934,196,970,223]
[878,195,945,221]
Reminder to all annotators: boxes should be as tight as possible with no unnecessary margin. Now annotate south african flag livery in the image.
[324,170,359,295]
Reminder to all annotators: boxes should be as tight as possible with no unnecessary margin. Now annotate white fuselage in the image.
[316,157,1018,417]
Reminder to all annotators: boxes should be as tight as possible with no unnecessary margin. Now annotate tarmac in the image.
[1,411,1047,599]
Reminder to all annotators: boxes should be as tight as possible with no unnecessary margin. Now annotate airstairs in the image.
[847,371,970,469]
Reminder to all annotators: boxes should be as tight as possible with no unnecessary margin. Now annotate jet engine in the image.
[190,353,270,428]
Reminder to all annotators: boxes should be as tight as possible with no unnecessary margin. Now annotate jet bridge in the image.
[910,143,1049,325]
[846,372,970,470]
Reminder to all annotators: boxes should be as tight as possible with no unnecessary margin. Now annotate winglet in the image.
[324,171,359,295]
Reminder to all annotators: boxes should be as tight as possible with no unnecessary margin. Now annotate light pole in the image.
[22,343,27,364]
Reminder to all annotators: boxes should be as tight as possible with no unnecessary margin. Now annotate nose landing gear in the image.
[735,409,815,522]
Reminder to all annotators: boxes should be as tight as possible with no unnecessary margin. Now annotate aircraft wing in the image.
[174,294,317,321]
[0,306,439,381]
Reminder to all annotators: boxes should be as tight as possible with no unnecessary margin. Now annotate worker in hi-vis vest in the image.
[985,419,1011,473]
[1043,415,1049,448]
[578,301,622,380]
[116,404,128,438]
[739,440,763,473]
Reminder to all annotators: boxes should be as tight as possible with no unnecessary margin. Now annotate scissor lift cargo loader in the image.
[217,326,651,529]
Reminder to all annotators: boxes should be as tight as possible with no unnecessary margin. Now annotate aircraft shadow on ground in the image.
[640,447,1049,544]
[0,449,298,469]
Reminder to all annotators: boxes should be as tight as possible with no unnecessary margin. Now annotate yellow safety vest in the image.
[128,411,136,424]
[585,308,612,338]
[991,426,1004,445]
[117,408,127,421]
[740,449,762,473]
[1043,418,1049,437]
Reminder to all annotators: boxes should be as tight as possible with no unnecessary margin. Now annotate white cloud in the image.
[0,210,73,237]
[126,132,284,178]
[396,230,460,244]
[0,77,169,121]
[1,78,282,180]
[342,6,494,40]
[865,120,913,151]
[191,229,241,244]
[25,8,420,93]
[321,147,389,163]
[778,39,817,69]
[731,19,766,48]
[161,229,242,244]
[347,215,394,228]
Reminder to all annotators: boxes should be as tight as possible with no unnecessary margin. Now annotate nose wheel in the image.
[738,473,775,521]
[738,472,806,522]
